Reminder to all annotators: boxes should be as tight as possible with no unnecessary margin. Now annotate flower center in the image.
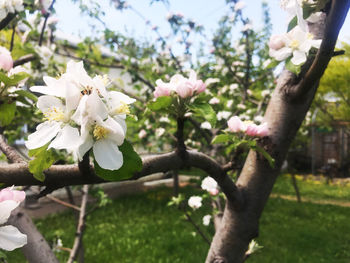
[114,102,130,115]
[93,125,109,140]
[44,107,65,122]
[307,33,314,40]
[289,39,300,49]
[80,86,93,96]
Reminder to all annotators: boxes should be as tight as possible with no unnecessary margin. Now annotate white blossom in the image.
[201,176,219,195]
[209,97,220,105]
[202,215,211,226]
[217,111,231,121]
[200,121,212,130]
[188,196,202,210]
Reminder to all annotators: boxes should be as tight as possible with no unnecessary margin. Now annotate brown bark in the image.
[206,1,350,262]
[8,209,59,263]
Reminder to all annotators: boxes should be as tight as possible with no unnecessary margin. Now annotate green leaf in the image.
[94,140,143,181]
[28,143,57,182]
[0,102,16,126]
[285,58,301,75]
[0,72,29,86]
[287,16,297,32]
[188,102,217,127]
[303,5,314,19]
[14,90,38,102]
[212,134,233,144]
[147,96,172,111]
[265,59,280,69]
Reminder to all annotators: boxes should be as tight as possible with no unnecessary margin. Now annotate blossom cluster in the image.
[227,116,268,137]
[0,187,27,251]
[268,0,322,66]
[154,70,206,98]
[25,60,136,170]
[0,0,24,22]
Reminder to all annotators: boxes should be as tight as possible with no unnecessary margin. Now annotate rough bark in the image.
[205,1,350,262]
[8,209,59,263]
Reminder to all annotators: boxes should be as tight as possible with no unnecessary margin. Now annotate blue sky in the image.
[54,0,350,48]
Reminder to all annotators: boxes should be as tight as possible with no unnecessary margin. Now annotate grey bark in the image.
[205,1,350,262]
[8,209,59,263]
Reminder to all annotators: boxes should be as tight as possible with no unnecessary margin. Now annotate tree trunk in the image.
[206,2,350,260]
[8,209,59,263]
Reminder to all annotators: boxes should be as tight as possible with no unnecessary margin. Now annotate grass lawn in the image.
[4,174,350,262]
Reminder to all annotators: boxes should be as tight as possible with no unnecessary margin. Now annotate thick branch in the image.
[0,134,25,163]
[8,209,59,263]
[290,0,350,100]
[0,13,16,31]
[0,151,244,208]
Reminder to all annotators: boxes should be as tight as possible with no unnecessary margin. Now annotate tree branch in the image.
[0,151,244,208]
[67,185,89,263]
[0,13,16,31]
[13,54,36,67]
[289,0,350,100]
[0,134,25,163]
[8,209,59,263]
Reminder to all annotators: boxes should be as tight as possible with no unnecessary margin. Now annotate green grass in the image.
[4,176,350,263]
[5,188,212,263]
[272,174,350,202]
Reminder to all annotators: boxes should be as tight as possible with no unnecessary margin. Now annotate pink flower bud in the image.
[194,79,206,94]
[0,47,14,72]
[245,123,259,136]
[154,79,172,98]
[246,122,268,137]
[256,122,268,137]
[176,82,193,98]
[269,35,285,50]
[0,187,25,203]
[227,116,244,133]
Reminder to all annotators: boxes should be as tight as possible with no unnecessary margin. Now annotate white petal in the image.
[0,200,19,224]
[71,95,89,125]
[25,122,61,149]
[0,225,27,251]
[37,95,64,112]
[48,125,80,150]
[30,76,66,97]
[109,91,136,104]
[92,76,108,98]
[64,80,81,112]
[269,47,291,61]
[87,89,108,120]
[104,117,125,145]
[93,140,123,170]
[76,134,94,161]
[113,116,127,135]
[291,50,306,65]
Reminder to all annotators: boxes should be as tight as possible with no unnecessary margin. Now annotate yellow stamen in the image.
[307,33,314,40]
[93,125,109,140]
[289,39,300,49]
[44,107,65,122]
[114,102,130,115]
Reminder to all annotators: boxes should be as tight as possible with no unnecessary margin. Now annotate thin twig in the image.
[9,25,16,51]
[184,211,211,245]
[67,185,89,263]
